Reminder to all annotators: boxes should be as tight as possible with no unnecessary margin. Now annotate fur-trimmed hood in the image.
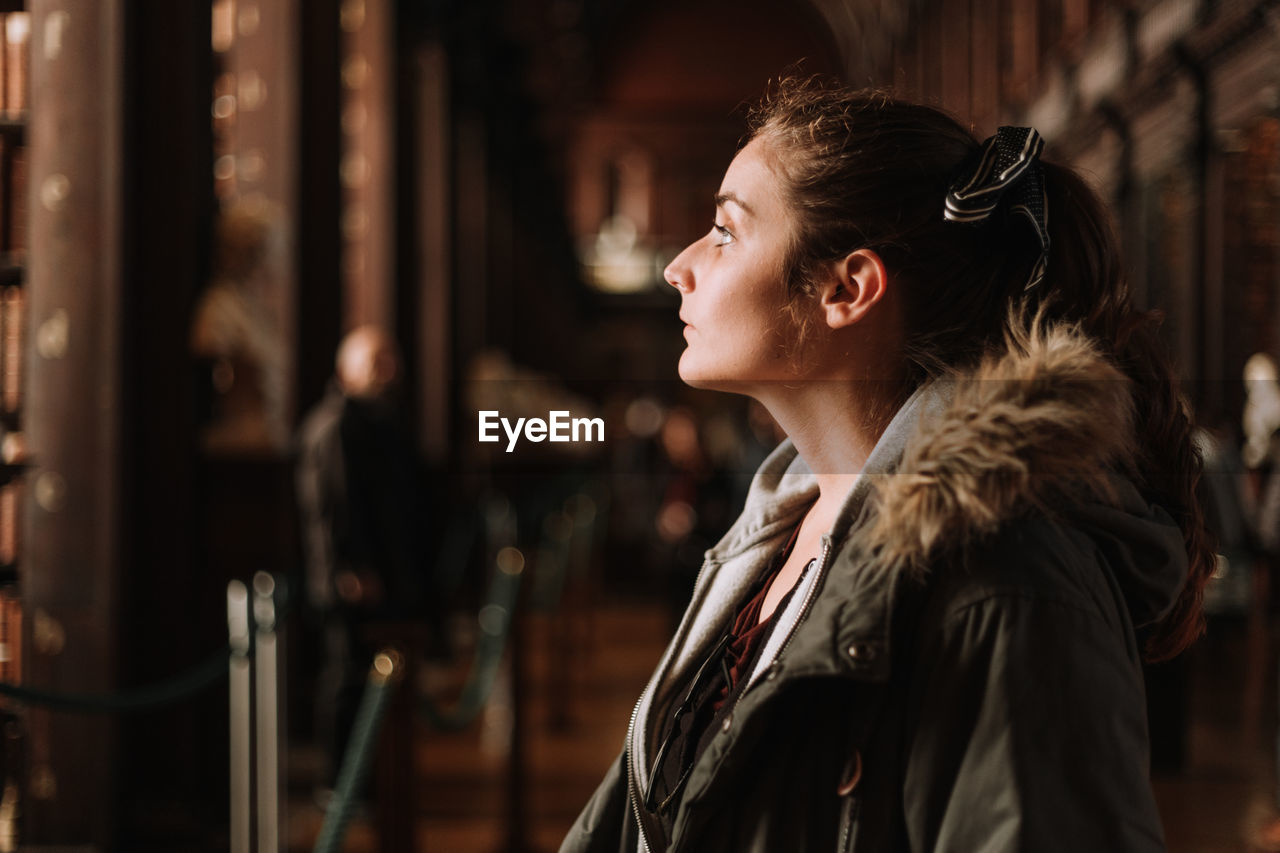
[868,316,1142,575]
[700,315,1188,680]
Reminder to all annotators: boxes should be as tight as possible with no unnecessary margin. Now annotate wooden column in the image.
[414,42,452,464]
[340,0,395,331]
[969,0,999,134]
[119,0,213,842]
[225,0,300,434]
[297,0,343,416]
[939,0,971,117]
[24,0,124,843]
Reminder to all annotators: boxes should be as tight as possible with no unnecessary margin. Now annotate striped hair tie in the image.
[945,126,1050,291]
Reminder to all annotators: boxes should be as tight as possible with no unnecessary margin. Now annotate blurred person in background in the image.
[1194,422,1255,616]
[296,325,446,790]
[1244,353,1280,558]
[1241,353,1280,849]
[562,79,1212,853]
[190,199,289,452]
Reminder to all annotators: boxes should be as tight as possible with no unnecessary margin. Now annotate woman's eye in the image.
[712,223,734,246]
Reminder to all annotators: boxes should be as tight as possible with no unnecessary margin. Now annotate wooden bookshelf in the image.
[0,5,24,849]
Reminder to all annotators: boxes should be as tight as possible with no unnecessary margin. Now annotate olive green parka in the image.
[561,320,1187,853]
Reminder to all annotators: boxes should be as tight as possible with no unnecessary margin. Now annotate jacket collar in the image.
[707,316,1188,684]
[705,379,952,562]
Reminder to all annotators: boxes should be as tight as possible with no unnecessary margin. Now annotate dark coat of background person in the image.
[296,351,446,783]
[297,385,435,617]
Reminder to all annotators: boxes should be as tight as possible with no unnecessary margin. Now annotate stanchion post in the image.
[540,509,572,732]
[313,650,404,853]
[363,625,421,853]
[254,572,282,853]
[496,545,534,853]
[227,580,252,853]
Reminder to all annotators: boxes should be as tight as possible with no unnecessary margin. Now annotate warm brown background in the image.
[5,0,1278,850]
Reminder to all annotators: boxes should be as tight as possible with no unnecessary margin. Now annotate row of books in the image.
[2,287,19,417]
[0,14,27,122]
[0,285,21,571]
[0,587,19,693]
[0,142,25,259]
[0,8,25,843]
[0,279,21,567]
[0,14,23,821]
[0,481,18,568]
[0,283,20,564]
[0,11,23,740]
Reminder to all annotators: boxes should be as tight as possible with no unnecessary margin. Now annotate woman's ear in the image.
[818,249,888,330]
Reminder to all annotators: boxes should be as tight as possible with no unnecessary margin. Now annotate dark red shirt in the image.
[711,533,794,711]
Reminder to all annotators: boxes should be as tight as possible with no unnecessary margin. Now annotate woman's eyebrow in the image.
[714,191,753,217]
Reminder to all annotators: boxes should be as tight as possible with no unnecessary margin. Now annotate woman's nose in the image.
[664,244,694,292]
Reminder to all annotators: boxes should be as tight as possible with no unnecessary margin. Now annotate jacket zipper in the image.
[837,793,859,853]
[626,695,652,853]
[729,535,833,715]
[626,554,715,853]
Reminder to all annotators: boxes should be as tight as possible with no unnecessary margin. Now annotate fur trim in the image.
[866,310,1134,575]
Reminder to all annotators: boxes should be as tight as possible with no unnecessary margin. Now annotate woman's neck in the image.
[759,378,895,509]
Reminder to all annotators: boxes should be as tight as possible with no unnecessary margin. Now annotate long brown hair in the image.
[749,77,1212,661]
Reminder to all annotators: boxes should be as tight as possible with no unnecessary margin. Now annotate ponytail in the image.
[1040,164,1215,660]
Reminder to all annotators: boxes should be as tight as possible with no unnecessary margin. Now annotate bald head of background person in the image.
[335,325,400,401]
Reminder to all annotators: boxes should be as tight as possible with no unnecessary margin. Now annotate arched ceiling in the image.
[591,0,845,114]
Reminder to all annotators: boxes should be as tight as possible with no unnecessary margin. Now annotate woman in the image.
[561,79,1212,853]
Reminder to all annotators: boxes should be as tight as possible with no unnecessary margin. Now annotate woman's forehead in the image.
[718,138,786,218]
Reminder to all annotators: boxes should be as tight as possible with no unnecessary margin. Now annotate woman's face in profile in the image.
[664,137,800,394]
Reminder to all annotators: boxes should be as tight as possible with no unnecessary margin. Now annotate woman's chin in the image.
[677,369,712,390]
[677,360,750,394]
[676,354,714,389]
